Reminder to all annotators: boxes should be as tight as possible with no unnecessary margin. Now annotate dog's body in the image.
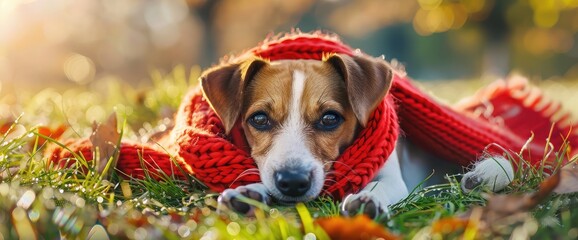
[201,54,515,217]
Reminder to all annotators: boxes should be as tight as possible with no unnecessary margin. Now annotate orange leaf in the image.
[34,125,66,147]
[431,217,468,234]
[315,215,399,240]
[1,123,26,142]
[0,122,12,134]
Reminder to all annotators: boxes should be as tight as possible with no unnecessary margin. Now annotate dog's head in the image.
[201,54,393,202]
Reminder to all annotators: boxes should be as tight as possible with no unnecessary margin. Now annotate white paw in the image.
[217,183,270,216]
[341,191,390,219]
[461,155,514,193]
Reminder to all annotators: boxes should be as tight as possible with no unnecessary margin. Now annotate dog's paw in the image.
[217,183,270,216]
[340,192,389,219]
[461,155,514,193]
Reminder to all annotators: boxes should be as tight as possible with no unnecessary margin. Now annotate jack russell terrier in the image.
[200,54,514,217]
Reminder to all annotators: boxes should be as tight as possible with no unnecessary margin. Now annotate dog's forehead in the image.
[244,60,347,115]
[250,60,344,96]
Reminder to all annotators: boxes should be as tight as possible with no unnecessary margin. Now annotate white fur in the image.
[366,149,409,204]
[461,155,514,192]
[342,146,408,213]
[290,70,306,119]
[342,146,515,215]
[259,70,325,202]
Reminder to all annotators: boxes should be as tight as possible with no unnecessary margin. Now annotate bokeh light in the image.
[414,0,476,36]
[63,54,95,85]
[0,0,576,88]
[0,0,202,89]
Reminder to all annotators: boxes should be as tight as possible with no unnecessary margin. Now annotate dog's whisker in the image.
[320,189,333,197]
[323,178,338,183]
[322,178,339,186]
[242,169,260,173]
[323,160,361,176]
[322,185,337,193]
[323,160,359,183]
[324,170,357,185]
[228,168,260,188]
[322,184,335,190]
[237,168,260,176]
[236,171,260,179]
[324,170,348,178]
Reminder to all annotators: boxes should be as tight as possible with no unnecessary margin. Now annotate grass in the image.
[1,66,578,239]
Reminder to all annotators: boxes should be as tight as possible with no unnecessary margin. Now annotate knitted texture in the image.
[390,76,576,169]
[46,32,578,199]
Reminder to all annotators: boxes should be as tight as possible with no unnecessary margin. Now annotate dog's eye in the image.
[248,112,273,131]
[315,111,343,131]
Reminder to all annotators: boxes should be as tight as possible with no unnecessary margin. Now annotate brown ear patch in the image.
[324,54,393,127]
[200,57,269,133]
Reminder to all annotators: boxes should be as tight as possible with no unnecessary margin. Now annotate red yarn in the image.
[46,32,578,199]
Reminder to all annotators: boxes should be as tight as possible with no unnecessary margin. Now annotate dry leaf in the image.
[459,170,560,235]
[481,171,559,220]
[437,164,572,237]
[90,113,120,179]
[553,162,578,194]
[315,215,399,240]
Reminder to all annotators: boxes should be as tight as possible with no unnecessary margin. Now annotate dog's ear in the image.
[325,54,393,127]
[201,57,268,133]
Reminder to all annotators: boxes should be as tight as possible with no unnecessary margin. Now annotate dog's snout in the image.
[274,170,311,197]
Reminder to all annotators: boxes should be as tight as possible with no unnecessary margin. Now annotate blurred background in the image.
[0,0,576,187]
[0,0,577,99]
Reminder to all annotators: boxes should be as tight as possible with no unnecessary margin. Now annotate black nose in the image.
[274,170,311,197]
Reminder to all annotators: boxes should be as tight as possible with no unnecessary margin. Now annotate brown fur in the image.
[240,60,358,170]
[201,54,392,173]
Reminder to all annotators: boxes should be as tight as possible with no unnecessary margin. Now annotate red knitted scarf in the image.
[47,32,578,199]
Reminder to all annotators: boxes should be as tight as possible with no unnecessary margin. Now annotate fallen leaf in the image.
[467,170,558,221]
[553,162,578,194]
[436,162,572,237]
[90,113,120,179]
[457,170,561,236]
[34,125,66,147]
[1,123,26,142]
[483,170,559,220]
[0,122,12,134]
[2,122,66,148]
[315,215,399,240]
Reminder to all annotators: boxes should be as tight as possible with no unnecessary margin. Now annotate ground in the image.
[0,67,577,239]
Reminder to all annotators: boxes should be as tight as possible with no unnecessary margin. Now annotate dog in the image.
[200,53,514,217]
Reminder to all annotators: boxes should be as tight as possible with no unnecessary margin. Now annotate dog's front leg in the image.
[341,149,409,218]
[218,183,270,216]
[460,155,514,193]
